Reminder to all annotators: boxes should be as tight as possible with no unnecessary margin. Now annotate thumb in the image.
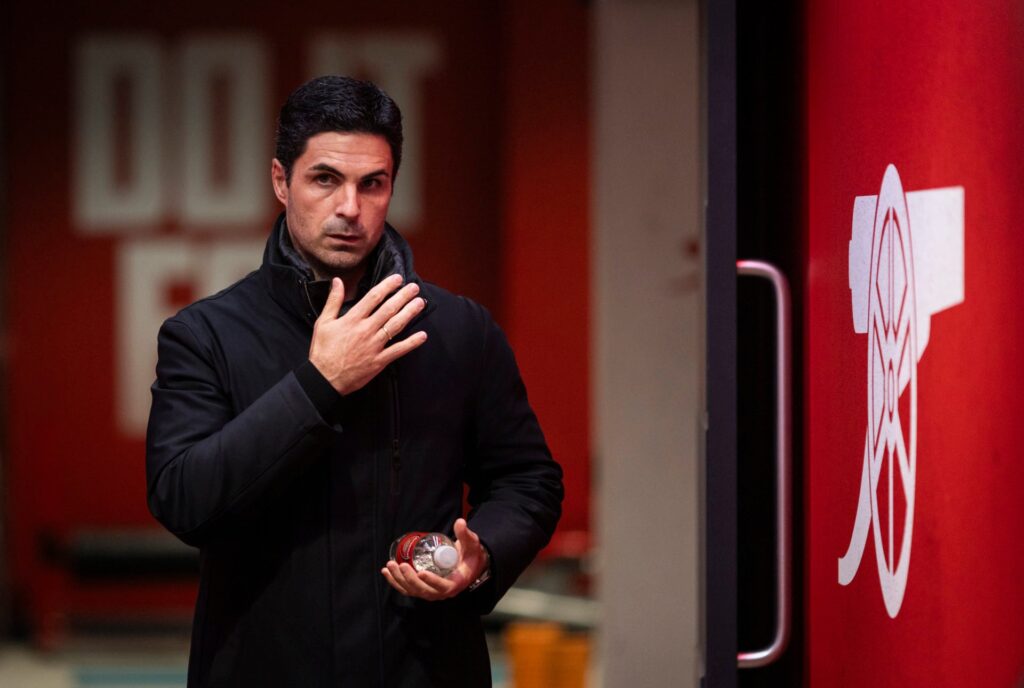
[318,277,345,322]
[453,518,479,548]
[453,518,469,542]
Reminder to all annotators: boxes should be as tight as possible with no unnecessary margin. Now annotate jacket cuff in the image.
[294,360,343,421]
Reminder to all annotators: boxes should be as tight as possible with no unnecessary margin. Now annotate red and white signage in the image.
[838,164,964,619]
[807,1,1024,684]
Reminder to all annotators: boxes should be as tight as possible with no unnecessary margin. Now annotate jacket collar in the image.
[260,213,432,327]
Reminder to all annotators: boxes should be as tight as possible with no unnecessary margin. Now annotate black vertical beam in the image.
[736,1,805,685]
[703,0,737,685]
[0,43,11,639]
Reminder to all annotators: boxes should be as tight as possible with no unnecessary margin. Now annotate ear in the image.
[271,159,289,206]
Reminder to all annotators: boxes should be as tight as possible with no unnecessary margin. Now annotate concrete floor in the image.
[0,644,188,687]
[0,638,510,687]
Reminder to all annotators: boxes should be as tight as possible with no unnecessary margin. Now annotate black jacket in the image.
[146,217,564,687]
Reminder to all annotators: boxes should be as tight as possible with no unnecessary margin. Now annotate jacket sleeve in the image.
[146,317,337,547]
[462,313,564,612]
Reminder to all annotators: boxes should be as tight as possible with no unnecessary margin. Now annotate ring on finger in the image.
[381,324,393,341]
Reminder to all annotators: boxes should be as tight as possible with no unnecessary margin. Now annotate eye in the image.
[360,177,382,190]
[314,173,335,185]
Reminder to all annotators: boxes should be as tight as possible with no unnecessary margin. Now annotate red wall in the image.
[500,2,590,538]
[2,1,590,635]
[806,1,1024,683]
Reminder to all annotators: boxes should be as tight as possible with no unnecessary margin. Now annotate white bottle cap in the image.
[433,544,459,570]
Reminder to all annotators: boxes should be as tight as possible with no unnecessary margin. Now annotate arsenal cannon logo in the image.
[838,164,964,618]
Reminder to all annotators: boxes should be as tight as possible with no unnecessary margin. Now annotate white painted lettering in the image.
[179,37,269,227]
[117,238,263,435]
[74,36,163,230]
[310,33,441,230]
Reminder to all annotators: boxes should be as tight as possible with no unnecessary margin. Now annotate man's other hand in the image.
[309,274,428,395]
[381,518,490,601]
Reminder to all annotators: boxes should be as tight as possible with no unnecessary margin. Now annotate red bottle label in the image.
[394,532,427,566]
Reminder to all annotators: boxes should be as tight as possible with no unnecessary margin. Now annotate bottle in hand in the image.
[390,532,459,577]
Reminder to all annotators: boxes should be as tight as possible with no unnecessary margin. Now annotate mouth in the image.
[325,234,362,243]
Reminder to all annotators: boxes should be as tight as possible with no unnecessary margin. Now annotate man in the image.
[146,76,563,687]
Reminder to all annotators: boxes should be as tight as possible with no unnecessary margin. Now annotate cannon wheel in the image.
[866,164,918,618]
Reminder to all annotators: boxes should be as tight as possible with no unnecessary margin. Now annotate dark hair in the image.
[275,75,403,183]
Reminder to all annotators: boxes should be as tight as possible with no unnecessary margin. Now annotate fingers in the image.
[414,569,456,596]
[348,274,404,319]
[383,562,419,596]
[343,274,425,348]
[378,331,428,366]
[381,564,409,595]
[381,562,455,600]
[374,290,425,350]
[378,293,427,342]
[371,283,423,333]
[317,278,345,322]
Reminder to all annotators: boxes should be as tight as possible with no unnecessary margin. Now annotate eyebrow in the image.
[309,163,390,182]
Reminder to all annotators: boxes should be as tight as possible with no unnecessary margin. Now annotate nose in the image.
[334,184,360,219]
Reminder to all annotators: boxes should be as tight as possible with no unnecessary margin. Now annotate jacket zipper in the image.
[372,376,384,685]
[376,371,398,685]
[301,279,317,320]
[389,366,401,496]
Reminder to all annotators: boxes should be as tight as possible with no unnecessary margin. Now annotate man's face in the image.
[271,131,393,282]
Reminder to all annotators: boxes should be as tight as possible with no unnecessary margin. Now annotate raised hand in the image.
[309,274,428,395]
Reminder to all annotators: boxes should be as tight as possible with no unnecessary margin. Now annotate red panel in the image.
[806,1,1024,684]
[3,0,511,634]
[500,1,590,535]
